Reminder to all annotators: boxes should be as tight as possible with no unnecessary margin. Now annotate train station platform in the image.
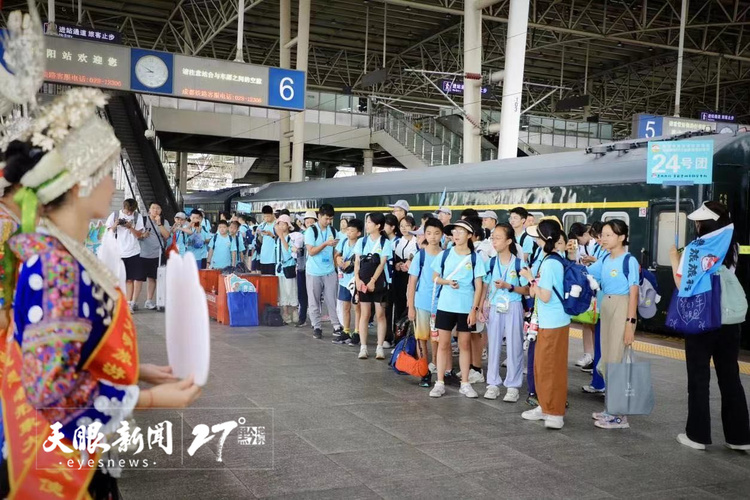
[122,312,750,499]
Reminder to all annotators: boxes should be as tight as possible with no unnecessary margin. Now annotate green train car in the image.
[238,132,750,347]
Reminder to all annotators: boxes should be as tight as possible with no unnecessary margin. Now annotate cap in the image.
[688,202,721,221]
[303,210,318,221]
[539,215,562,229]
[479,210,498,221]
[433,206,452,217]
[388,199,410,212]
[638,280,658,319]
[409,227,425,236]
[276,214,295,229]
[444,219,474,236]
[175,211,187,219]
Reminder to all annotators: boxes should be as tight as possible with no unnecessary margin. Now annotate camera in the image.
[118,218,128,226]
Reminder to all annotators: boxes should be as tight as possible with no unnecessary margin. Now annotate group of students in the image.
[254,200,749,448]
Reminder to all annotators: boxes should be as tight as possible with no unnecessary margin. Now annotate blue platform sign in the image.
[636,114,663,138]
[267,68,305,111]
[646,140,714,185]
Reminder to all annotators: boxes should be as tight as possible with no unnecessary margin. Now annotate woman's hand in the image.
[449,280,459,290]
[468,309,477,327]
[495,280,510,290]
[139,364,178,385]
[367,280,376,292]
[142,375,202,408]
[624,322,636,346]
[528,282,537,298]
[669,245,680,263]
[519,268,533,282]
[477,305,486,324]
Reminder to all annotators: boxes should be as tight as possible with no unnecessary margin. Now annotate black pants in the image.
[297,270,308,323]
[391,270,409,333]
[684,324,750,445]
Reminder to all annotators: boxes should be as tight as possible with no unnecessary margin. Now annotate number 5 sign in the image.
[646,140,714,185]
[267,68,305,110]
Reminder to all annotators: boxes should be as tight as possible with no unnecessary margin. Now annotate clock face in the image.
[135,55,169,89]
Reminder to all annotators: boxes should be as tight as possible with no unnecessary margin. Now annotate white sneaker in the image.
[725,442,750,451]
[428,362,437,374]
[677,433,706,450]
[501,358,507,368]
[375,346,385,360]
[128,301,136,312]
[545,415,564,429]
[382,341,393,349]
[484,385,500,400]
[575,353,593,367]
[358,346,368,359]
[459,383,478,398]
[522,406,546,421]
[582,385,606,394]
[144,300,156,310]
[429,382,446,398]
[468,369,484,384]
[503,388,520,403]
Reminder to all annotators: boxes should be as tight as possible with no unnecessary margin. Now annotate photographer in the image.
[185,209,211,269]
[135,202,171,310]
[105,198,145,312]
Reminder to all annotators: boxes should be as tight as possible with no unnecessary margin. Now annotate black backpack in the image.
[262,306,284,327]
[311,225,337,241]
[358,235,387,292]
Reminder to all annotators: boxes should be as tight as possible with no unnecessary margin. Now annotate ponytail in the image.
[538,220,563,255]
[467,238,475,253]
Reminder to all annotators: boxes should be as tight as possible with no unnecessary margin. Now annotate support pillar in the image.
[235,0,245,62]
[463,0,482,164]
[363,150,374,175]
[715,57,721,110]
[674,0,688,117]
[497,0,530,159]
[279,0,292,182]
[178,152,188,196]
[77,0,83,24]
[47,0,57,34]
[291,0,311,182]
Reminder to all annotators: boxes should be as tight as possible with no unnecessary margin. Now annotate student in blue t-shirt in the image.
[354,213,393,361]
[508,206,536,261]
[256,205,277,275]
[334,218,363,345]
[207,220,236,270]
[586,219,640,430]
[521,219,570,430]
[407,217,445,387]
[428,219,485,400]
[228,221,246,263]
[479,223,530,403]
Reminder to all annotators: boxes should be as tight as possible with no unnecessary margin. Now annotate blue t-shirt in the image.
[431,248,486,314]
[274,236,296,277]
[483,255,529,304]
[186,227,209,261]
[336,238,358,288]
[516,232,535,258]
[408,249,440,312]
[209,233,234,269]
[536,255,571,329]
[257,221,277,264]
[354,235,394,284]
[304,223,337,276]
[588,252,640,296]
[230,234,246,254]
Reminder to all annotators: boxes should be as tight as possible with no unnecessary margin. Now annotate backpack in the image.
[415,248,426,291]
[617,254,662,317]
[262,306,284,327]
[389,326,417,375]
[436,249,478,300]
[546,253,595,316]
[717,266,748,324]
[241,224,254,249]
[358,235,388,292]
[487,255,522,280]
[310,225,337,241]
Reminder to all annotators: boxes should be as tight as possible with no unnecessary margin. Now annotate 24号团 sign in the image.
[646,140,714,185]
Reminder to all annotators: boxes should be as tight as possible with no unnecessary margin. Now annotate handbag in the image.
[571,297,598,325]
[605,347,655,415]
[717,266,748,325]
[227,291,259,327]
[665,274,721,335]
[392,322,429,378]
[277,236,297,279]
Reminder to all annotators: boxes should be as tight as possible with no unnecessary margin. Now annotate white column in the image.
[497,0,530,159]
[674,0,688,117]
[47,0,57,33]
[291,0,311,182]
[178,152,188,195]
[235,0,245,62]
[463,0,482,164]
[363,150,374,175]
[279,0,292,182]
[78,0,83,24]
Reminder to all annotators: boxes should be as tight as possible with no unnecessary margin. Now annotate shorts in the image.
[278,276,299,307]
[133,257,159,281]
[338,285,353,302]
[251,259,260,271]
[259,263,276,276]
[358,287,388,303]
[435,309,470,333]
[122,255,142,281]
[414,308,432,341]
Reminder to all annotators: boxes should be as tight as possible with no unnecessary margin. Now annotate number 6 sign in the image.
[268,68,305,110]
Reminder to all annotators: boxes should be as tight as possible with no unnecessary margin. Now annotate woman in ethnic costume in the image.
[0,88,201,499]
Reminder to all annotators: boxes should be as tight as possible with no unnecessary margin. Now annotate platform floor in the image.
[120,312,750,499]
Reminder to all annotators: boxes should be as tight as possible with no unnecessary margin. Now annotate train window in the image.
[601,211,630,226]
[529,211,544,222]
[656,212,687,266]
[562,212,587,233]
[339,212,355,221]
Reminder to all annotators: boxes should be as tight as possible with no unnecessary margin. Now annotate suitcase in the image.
[156,253,167,311]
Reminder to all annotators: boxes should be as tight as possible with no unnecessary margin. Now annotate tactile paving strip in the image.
[569,328,750,376]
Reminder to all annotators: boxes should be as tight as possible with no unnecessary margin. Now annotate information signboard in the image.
[44,36,130,89]
[646,140,714,185]
[45,23,122,44]
[173,54,267,106]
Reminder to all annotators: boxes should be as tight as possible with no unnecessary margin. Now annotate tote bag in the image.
[605,347,655,416]
[227,291,259,327]
[666,274,721,335]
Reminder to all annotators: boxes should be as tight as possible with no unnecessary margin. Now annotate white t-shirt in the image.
[106,210,145,258]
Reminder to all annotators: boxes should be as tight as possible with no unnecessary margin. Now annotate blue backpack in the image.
[546,253,594,316]
[487,255,522,280]
[389,333,416,374]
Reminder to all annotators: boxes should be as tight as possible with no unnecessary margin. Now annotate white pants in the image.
[486,301,525,388]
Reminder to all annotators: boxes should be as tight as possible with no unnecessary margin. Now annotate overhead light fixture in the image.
[617,41,623,47]
[406,6,411,10]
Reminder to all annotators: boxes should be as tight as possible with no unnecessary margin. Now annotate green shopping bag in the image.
[571,297,598,325]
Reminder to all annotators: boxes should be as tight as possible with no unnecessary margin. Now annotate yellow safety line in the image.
[569,328,750,375]
[336,201,650,212]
